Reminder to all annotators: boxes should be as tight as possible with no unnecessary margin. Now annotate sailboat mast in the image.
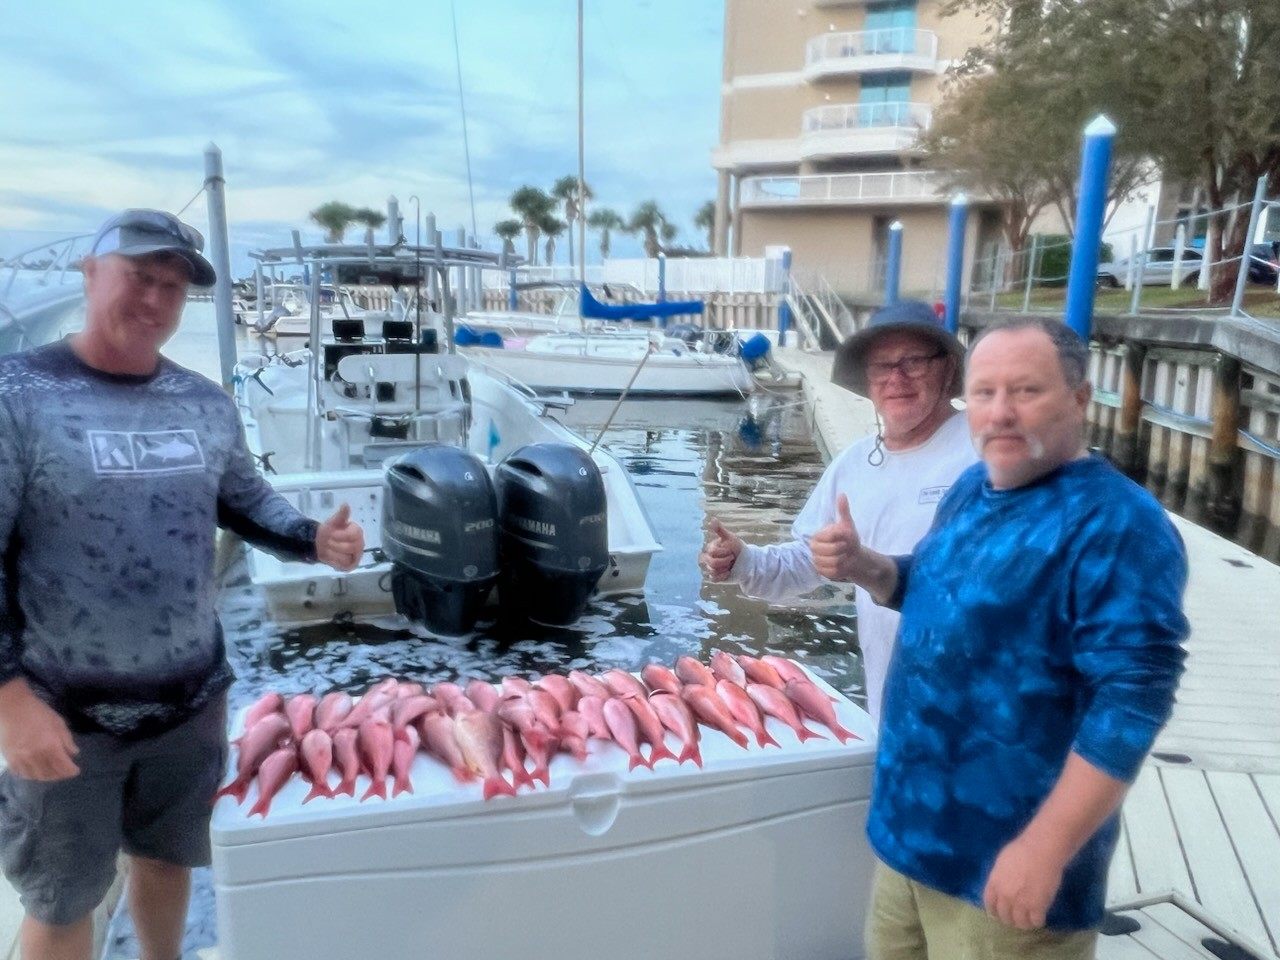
[577,0,586,288]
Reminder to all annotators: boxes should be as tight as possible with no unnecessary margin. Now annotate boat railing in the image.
[1,232,94,304]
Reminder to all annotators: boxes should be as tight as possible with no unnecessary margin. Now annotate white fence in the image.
[483,256,787,295]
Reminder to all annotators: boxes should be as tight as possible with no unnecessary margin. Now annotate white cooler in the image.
[211,674,878,960]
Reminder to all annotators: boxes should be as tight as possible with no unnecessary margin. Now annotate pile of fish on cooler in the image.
[216,652,860,818]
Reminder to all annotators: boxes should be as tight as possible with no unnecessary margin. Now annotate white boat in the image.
[462,328,757,397]
[233,281,402,338]
[232,240,662,629]
[1,234,90,354]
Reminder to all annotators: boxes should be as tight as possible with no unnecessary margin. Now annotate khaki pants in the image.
[866,860,1098,960]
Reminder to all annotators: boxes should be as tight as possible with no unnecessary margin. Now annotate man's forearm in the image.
[1019,752,1129,868]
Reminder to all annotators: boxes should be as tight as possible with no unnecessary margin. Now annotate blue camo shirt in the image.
[866,455,1189,931]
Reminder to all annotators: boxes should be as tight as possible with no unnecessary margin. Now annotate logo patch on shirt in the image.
[918,484,949,505]
[89,430,205,475]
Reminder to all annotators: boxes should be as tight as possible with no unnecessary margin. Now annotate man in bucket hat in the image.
[0,208,365,960]
[700,299,977,724]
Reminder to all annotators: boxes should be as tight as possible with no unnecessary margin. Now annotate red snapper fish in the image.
[601,669,648,701]
[641,663,682,696]
[624,695,678,767]
[502,724,536,791]
[217,713,292,804]
[568,670,612,701]
[391,725,419,797]
[358,718,395,801]
[762,656,833,697]
[603,696,647,771]
[419,713,473,783]
[454,712,517,800]
[314,691,354,732]
[648,691,702,767]
[716,679,780,749]
[248,747,298,819]
[746,682,825,743]
[533,674,578,713]
[709,651,747,686]
[737,654,786,690]
[558,710,590,762]
[237,692,284,740]
[332,727,361,797]
[575,695,611,740]
[464,679,500,712]
[681,684,749,749]
[675,656,717,688]
[299,728,335,803]
[284,693,317,740]
[390,694,437,733]
[783,678,860,744]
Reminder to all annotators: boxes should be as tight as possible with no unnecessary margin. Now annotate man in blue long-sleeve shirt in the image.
[811,317,1189,959]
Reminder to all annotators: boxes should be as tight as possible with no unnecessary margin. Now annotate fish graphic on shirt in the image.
[137,436,198,463]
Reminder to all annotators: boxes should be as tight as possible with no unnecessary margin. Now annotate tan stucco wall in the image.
[724,1,862,76]
[739,204,987,298]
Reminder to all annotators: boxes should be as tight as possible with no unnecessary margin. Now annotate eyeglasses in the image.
[865,352,945,384]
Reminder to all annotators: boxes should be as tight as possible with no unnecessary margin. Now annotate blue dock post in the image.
[1230,175,1268,319]
[885,220,903,307]
[508,266,518,310]
[657,252,667,303]
[944,195,968,334]
[1064,115,1116,340]
[777,247,793,347]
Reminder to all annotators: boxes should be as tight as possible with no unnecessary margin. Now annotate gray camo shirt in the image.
[0,340,318,737]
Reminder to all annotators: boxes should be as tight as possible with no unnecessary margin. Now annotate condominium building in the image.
[712,0,1004,298]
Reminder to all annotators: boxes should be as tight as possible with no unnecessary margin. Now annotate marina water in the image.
[106,302,868,958]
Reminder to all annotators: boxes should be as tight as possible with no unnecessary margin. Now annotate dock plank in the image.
[1162,767,1270,946]
[1208,772,1280,954]
[1142,901,1242,959]
[1124,766,1193,895]
[1127,910,1221,960]
[1108,819,1139,904]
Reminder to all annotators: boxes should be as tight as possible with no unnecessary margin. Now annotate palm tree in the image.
[310,201,359,243]
[509,186,555,265]
[693,201,716,251]
[660,221,678,250]
[627,200,669,258]
[587,208,624,260]
[352,207,388,243]
[551,175,594,268]
[494,219,523,258]
[539,215,567,266]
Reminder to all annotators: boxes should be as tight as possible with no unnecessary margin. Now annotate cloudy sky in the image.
[1,0,724,275]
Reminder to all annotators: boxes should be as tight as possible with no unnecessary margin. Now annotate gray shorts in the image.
[0,695,227,926]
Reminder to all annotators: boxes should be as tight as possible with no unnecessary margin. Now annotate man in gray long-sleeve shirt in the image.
[0,209,364,960]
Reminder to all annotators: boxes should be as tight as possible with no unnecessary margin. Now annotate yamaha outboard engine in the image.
[382,445,499,636]
[494,443,609,626]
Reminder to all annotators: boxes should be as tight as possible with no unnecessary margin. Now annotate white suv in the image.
[1097,247,1201,288]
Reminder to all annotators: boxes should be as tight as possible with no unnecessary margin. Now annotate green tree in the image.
[309,201,359,243]
[935,0,1280,300]
[587,207,625,260]
[509,186,555,265]
[539,215,567,266]
[693,201,716,251]
[627,200,669,259]
[551,175,594,268]
[494,219,523,258]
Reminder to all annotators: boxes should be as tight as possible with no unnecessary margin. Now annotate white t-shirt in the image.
[728,410,978,725]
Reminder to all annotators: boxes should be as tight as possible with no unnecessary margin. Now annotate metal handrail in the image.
[1,232,94,302]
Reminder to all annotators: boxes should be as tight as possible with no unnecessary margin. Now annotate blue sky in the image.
[1,0,724,276]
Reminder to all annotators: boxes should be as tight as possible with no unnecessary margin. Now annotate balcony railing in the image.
[739,171,949,207]
[804,29,940,78]
[802,102,933,133]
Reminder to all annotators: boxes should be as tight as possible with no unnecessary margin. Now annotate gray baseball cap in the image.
[90,209,217,287]
[831,299,964,398]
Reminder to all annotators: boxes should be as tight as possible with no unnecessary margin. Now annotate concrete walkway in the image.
[773,343,1280,958]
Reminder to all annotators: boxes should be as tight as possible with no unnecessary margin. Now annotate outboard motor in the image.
[381,445,499,636]
[494,443,609,626]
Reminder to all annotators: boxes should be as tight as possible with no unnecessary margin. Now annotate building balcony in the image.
[804,29,941,79]
[800,102,932,159]
[739,171,950,208]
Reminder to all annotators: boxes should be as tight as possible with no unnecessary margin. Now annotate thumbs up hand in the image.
[315,502,366,571]
[700,517,745,581]
[810,494,866,582]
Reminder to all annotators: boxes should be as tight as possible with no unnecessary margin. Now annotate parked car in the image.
[1096,247,1202,288]
[1247,245,1280,285]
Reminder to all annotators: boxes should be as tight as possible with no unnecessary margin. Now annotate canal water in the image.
[104,303,867,959]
